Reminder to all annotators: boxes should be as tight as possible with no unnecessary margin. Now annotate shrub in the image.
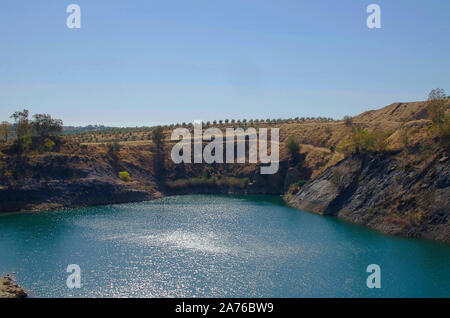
[119,171,131,182]
[426,88,450,152]
[20,135,32,152]
[427,88,446,125]
[106,142,121,155]
[338,126,389,155]
[343,115,353,127]
[286,136,300,160]
[43,138,55,151]
[296,180,308,187]
[152,126,165,150]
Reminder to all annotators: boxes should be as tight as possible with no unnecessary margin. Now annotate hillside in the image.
[0,99,449,242]
[354,101,430,122]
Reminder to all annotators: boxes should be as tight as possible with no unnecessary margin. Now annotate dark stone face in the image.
[288,154,450,243]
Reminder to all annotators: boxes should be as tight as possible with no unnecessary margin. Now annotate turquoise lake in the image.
[0,195,449,297]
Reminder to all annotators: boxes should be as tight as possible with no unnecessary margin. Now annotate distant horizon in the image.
[5,98,435,129]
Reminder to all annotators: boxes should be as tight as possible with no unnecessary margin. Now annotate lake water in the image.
[0,195,449,298]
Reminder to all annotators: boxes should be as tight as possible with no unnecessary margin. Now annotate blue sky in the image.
[1,0,449,126]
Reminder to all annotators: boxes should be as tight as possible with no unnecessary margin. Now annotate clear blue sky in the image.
[1,0,449,126]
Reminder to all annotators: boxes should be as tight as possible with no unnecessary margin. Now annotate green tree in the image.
[10,109,30,139]
[428,88,446,125]
[32,114,63,137]
[343,115,353,127]
[286,136,300,160]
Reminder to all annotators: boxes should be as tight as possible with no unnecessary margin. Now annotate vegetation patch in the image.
[118,171,132,182]
[165,177,249,190]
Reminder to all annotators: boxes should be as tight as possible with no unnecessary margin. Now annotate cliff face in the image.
[0,151,161,213]
[287,153,449,243]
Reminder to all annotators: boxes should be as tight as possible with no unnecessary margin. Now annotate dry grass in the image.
[62,100,448,179]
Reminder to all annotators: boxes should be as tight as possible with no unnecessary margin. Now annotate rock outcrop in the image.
[287,153,450,243]
[0,276,27,298]
[0,151,161,213]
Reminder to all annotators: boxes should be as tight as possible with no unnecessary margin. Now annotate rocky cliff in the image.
[0,147,162,213]
[0,276,27,298]
[287,153,449,243]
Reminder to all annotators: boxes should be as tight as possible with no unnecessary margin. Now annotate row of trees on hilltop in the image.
[177,117,337,128]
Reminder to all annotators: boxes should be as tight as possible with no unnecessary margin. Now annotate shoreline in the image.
[1,190,448,245]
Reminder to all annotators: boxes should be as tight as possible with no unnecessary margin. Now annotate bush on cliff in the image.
[286,136,300,162]
[119,171,131,182]
[43,138,55,152]
[338,126,389,155]
[19,135,32,152]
